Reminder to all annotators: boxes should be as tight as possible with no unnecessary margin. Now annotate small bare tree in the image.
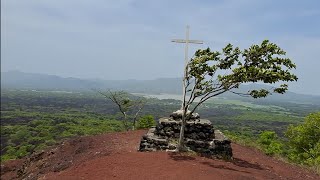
[98,90,145,131]
[177,40,298,151]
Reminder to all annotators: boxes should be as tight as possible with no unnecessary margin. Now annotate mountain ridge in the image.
[2,71,320,105]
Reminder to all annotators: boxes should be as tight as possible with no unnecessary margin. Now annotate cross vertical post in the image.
[171,25,203,110]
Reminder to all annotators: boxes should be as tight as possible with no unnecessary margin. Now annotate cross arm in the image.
[171,39,204,44]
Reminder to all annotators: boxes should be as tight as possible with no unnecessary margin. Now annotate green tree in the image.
[137,115,156,129]
[177,40,297,151]
[286,112,320,166]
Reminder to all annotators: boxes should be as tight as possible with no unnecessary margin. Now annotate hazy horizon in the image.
[3,70,320,97]
[1,0,320,95]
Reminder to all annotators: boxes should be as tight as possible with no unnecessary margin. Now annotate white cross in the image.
[171,25,204,109]
[171,25,204,66]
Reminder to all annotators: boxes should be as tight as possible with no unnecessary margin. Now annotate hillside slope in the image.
[1,130,319,180]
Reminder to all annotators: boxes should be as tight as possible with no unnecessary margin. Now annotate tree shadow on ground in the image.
[200,161,250,173]
[169,152,196,161]
[231,158,263,170]
[169,152,263,172]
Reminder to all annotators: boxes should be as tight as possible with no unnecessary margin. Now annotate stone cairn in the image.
[138,110,233,159]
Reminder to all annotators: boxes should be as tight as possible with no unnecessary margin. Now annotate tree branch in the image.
[186,78,199,106]
[189,88,229,115]
[229,90,250,97]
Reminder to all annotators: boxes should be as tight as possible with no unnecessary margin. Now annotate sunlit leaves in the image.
[274,84,288,94]
[249,89,270,98]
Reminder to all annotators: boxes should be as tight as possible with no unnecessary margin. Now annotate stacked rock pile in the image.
[138,110,233,159]
[154,118,214,140]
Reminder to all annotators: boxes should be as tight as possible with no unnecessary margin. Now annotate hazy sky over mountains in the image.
[1,0,320,95]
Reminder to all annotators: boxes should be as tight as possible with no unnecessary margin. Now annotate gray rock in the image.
[138,114,232,159]
[169,110,200,120]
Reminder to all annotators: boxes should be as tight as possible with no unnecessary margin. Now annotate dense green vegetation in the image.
[286,112,320,167]
[226,113,320,173]
[0,111,124,161]
[201,97,320,137]
[0,90,178,162]
[1,89,319,172]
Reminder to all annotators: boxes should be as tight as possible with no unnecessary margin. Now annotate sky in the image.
[1,0,320,95]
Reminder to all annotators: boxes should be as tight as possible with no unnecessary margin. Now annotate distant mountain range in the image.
[2,71,320,105]
[1,71,182,93]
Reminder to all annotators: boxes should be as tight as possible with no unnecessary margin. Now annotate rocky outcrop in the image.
[139,110,233,159]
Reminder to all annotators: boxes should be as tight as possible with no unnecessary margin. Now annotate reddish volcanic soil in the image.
[1,130,319,180]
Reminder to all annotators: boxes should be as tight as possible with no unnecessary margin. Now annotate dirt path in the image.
[1,130,319,180]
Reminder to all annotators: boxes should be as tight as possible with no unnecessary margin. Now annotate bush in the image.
[258,131,283,155]
[137,115,156,129]
[285,112,320,166]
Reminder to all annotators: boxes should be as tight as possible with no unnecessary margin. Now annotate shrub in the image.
[137,115,156,129]
[285,112,320,166]
[258,131,283,155]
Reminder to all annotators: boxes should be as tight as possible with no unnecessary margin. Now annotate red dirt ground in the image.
[1,130,319,180]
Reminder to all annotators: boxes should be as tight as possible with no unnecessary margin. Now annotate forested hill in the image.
[2,71,320,105]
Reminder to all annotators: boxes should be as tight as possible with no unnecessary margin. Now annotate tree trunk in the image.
[123,113,130,131]
[177,111,187,151]
[132,118,136,131]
